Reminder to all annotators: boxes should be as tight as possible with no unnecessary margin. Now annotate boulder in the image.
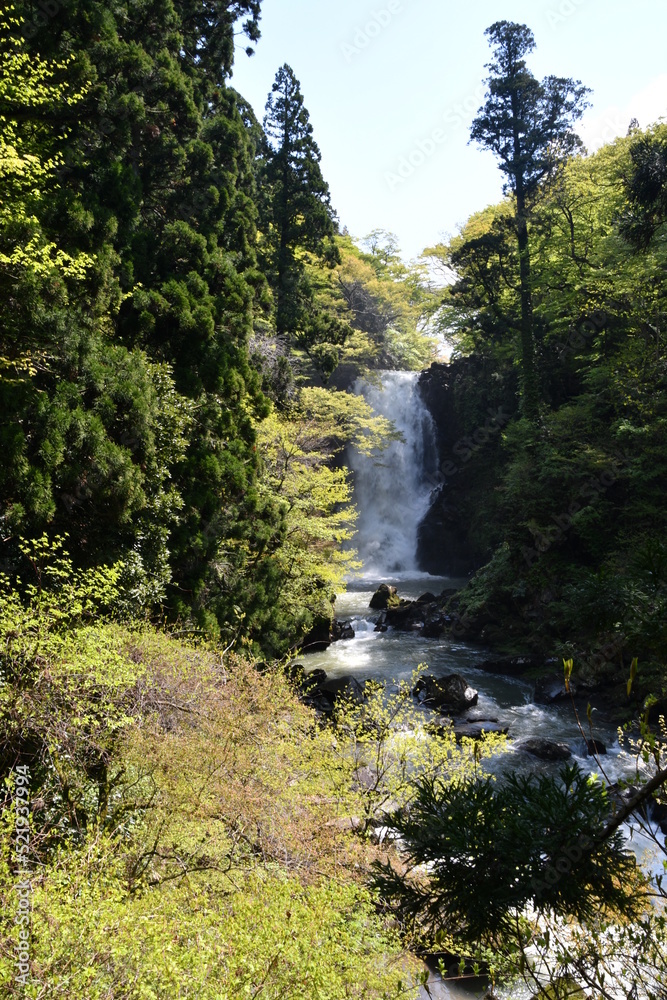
[300,671,365,715]
[585,738,607,756]
[321,675,366,703]
[421,615,448,638]
[534,673,575,704]
[477,655,543,677]
[299,670,333,714]
[453,721,509,741]
[609,782,639,806]
[332,619,355,641]
[301,618,332,653]
[385,600,421,630]
[301,668,327,692]
[413,674,479,714]
[416,592,438,604]
[439,588,459,600]
[369,584,397,610]
[517,738,572,761]
[302,690,335,715]
[285,662,306,685]
[649,799,667,834]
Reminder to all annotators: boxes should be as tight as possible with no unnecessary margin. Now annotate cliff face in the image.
[416,358,517,578]
[417,363,480,577]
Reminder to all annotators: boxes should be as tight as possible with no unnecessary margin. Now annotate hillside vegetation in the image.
[422,122,667,704]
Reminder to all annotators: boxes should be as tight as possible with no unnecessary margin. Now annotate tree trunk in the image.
[516,195,539,419]
[510,77,539,422]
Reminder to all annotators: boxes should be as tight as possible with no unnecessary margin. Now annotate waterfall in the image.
[348,371,438,579]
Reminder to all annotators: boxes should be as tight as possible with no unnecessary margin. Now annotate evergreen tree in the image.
[2,2,287,641]
[620,127,667,248]
[0,10,191,605]
[470,21,589,418]
[261,64,345,376]
[372,764,643,949]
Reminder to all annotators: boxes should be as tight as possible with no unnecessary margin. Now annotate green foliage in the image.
[619,125,667,248]
[470,20,589,417]
[0,537,148,852]
[253,386,403,653]
[0,11,90,284]
[311,232,438,382]
[327,668,508,830]
[470,22,590,201]
[372,764,644,949]
[428,122,667,673]
[259,62,343,379]
[0,834,414,999]
[0,566,420,998]
[0,4,287,639]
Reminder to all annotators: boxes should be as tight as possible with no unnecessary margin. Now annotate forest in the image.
[1,3,666,998]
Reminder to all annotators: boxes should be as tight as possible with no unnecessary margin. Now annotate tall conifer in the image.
[261,64,339,340]
[470,22,589,418]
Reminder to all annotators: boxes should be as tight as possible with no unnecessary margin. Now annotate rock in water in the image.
[453,721,509,741]
[369,584,398,610]
[413,674,479,714]
[477,655,543,677]
[332,620,355,641]
[421,613,448,638]
[534,673,575,704]
[517,738,572,761]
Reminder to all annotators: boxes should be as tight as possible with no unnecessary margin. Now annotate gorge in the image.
[300,369,663,998]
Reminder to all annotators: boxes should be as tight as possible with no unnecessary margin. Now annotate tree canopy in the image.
[470,20,590,417]
[260,63,343,376]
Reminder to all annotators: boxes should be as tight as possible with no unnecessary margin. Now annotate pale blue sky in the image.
[231,0,667,260]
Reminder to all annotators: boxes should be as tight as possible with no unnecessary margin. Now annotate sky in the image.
[230,0,667,261]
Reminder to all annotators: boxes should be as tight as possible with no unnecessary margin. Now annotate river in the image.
[301,372,663,999]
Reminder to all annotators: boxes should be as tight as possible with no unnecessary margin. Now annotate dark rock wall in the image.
[416,358,517,577]
[417,362,478,576]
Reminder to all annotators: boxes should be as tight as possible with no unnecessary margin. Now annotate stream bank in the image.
[297,578,664,999]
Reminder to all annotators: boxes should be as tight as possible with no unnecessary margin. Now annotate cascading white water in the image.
[348,371,438,578]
